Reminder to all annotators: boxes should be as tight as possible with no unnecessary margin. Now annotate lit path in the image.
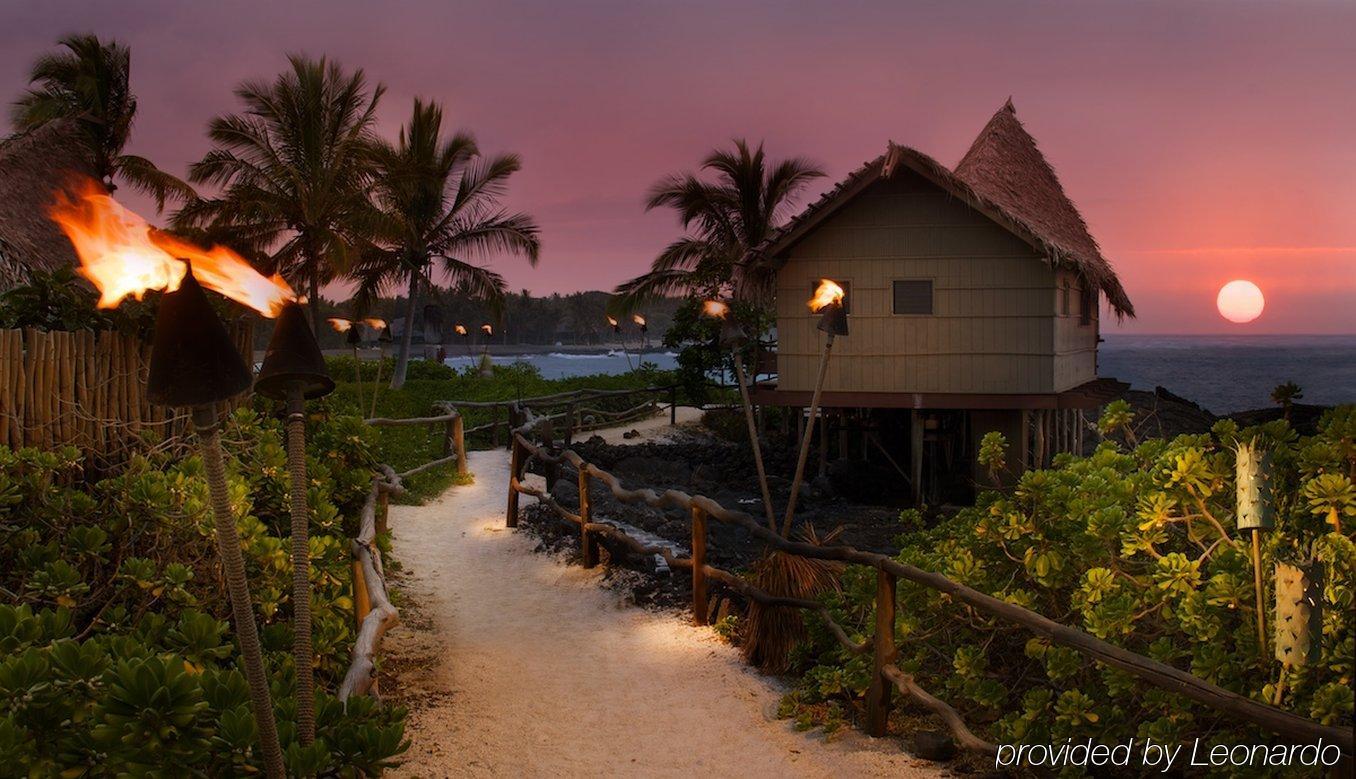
[386,413,943,778]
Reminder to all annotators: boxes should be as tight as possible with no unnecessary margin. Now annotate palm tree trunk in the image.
[308,275,322,336]
[391,272,421,389]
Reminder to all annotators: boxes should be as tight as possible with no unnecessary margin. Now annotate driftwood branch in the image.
[882,666,997,756]
[339,470,405,704]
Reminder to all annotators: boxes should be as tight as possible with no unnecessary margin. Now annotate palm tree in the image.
[355,99,539,389]
[612,140,823,310]
[11,34,193,209]
[1271,381,1304,421]
[176,55,384,333]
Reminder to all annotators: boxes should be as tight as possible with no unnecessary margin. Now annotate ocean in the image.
[443,335,1355,415]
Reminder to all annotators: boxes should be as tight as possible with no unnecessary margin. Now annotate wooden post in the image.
[864,567,898,737]
[578,465,597,568]
[817,413,829,478]
[442,416,456,457]
[352,558,371,630]
[691,505,708,625]
[452,414,467,475]
[491,404,501,448]
[563,402,575,447]
[669,385,677,426]
[506,437,523,528]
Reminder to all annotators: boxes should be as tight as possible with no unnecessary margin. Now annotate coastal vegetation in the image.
[0,410,407,774]
[781,405,1355,753]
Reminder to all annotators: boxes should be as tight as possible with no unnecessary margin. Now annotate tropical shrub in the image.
[787,405,1355,761]
[0,408,408,774]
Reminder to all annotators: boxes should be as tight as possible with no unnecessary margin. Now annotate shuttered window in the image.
[1080,287,1097,325]
[892,280,933,315]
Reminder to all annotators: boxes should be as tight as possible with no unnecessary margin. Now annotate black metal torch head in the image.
[379,326,393,344]
[147,264,253,408]
[345,324,362,347]
[816,301,849,336]
[254,300,335,400]
[718,318,749,348]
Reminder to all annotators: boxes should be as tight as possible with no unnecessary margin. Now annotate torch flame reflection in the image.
[702,300,730,319]
[808,279,845,312]
[50,178,296,317]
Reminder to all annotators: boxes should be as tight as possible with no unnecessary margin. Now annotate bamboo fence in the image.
[0,323,253,462]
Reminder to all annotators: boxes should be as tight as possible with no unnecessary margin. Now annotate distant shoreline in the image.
[323,343,668,358]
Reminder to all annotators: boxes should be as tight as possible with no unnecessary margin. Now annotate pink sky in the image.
[4,0,1353,334]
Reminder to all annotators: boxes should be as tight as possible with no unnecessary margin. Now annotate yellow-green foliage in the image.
[790,406,1355,757]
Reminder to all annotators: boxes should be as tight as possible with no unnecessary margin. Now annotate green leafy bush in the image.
[0,409,408,773]
[789,406,1355,753]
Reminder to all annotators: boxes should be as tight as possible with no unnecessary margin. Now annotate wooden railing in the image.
[340,407,471,702]
[505,413,1353,756]
[431,384,681,447]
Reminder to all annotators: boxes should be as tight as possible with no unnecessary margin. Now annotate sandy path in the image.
[387,412,942,778]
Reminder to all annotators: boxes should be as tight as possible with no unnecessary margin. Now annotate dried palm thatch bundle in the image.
[741,525,843,673]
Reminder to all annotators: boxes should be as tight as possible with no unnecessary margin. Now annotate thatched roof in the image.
[755,100,1134,317]
[0,120,95,288]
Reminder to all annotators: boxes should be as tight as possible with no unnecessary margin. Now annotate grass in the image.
[319,357,680,502]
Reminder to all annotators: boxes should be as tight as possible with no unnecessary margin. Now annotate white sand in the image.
[387,411,943,778]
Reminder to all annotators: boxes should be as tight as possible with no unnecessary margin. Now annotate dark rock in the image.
[910,730,957,761]
[613,455,690,486]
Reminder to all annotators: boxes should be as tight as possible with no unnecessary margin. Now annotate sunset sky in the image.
[4,1,1353,334]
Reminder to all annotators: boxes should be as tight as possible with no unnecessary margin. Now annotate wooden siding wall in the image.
[776,171,1065,395]
[1052,268,1099,391]
[0,323,253,462]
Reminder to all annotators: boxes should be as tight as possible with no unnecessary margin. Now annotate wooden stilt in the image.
[691,506,708,625]
[910,410,924,505]
[864,568,898,737]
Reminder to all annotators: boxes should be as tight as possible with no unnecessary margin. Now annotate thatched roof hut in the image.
[0,120,96,288]
[755,99,1134,317]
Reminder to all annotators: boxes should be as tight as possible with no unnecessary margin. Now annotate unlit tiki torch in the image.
[256,301,337,746]
[781,279,848,537]
[146,267,286,778]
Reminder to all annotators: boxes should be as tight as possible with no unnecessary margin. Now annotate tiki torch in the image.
[781,279,847,536]
[608,316,634,371]
[52,182,287,777]
[329,317,362,401]
[147,267,287,777]
[633,313,649,358]
[704,300,776,530]
[1236,439,1274,657]
[368,319,391,418]
[255,301,335,746]
[455,323,470,361]
[479,324,495,376]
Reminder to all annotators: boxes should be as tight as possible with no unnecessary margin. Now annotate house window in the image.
[809,280,851,313]
[892,279,933,315]
[1060,281,1071,316]
[1080,286,1097,325]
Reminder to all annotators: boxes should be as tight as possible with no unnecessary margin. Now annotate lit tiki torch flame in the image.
[50,179,287,774]
[783,278,848,535]
[481,324,493,336]
[51,180,295,317]
[702,299,774,529]
[607,315,620,333]
[364,318,390,418]
[454,324,468,336]
[632,313,647,332]
[330,318,363,400]
[328,317,354,333]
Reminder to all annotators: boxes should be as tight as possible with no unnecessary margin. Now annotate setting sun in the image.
[1216,280,1265,324]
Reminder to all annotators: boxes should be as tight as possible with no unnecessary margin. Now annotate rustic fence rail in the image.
[505,414,1353,756]
[431,384,681,447]
[0,323,253,460]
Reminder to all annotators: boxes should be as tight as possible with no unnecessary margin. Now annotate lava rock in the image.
[910,730,957,761]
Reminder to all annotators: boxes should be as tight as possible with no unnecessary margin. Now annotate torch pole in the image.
[284,385,317,745]
[192,405,286,779]
[1252,528,1267,655]
[781,333,834,537]
[732,355,776,531]
[370,343,385,419]
[351,344,363,407]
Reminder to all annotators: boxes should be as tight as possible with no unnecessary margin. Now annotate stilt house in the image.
[751,101,1133,503]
